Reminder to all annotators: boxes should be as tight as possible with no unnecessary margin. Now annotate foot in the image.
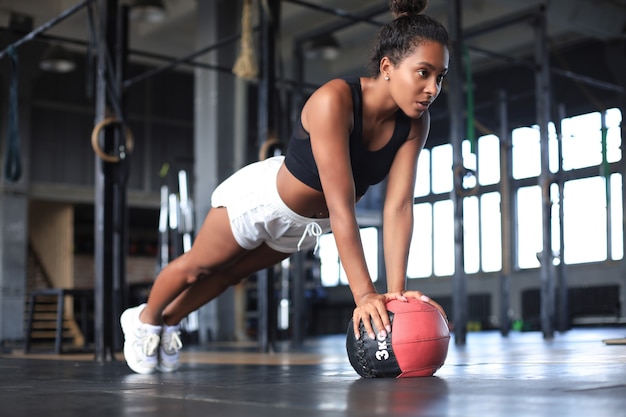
[158,324,183,372]
[120,304,161,374]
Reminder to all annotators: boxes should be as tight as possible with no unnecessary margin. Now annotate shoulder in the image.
[306,78,353,108]
[302,79,355,131]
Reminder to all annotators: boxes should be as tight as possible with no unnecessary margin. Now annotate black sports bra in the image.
[284,76,411,197]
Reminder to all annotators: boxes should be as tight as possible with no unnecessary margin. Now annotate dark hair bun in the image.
[389,0,428,18]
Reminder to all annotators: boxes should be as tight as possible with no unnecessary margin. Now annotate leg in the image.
[140,206,248,325]
[162,243,290,325]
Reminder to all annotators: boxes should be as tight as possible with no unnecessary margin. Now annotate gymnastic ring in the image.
[453,165,480,197]
[258,137,283,161]
[91,117,134,163]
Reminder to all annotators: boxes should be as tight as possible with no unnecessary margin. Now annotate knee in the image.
[181,266,239,288]
[171,256,214,286]
[172,256,245,287]
[184,265,220,286]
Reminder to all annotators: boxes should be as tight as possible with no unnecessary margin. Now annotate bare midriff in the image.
[276,163,330,219]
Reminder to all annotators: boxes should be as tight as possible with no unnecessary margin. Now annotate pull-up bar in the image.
[123,30,248,88]
[0,0,92,60]
[283,0,385,27]
[467,45,624,94]
[293,2,388,45]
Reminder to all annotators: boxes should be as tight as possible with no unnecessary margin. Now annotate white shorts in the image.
[211,156,331,253]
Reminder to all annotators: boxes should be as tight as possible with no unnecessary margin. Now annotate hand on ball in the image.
[353,291,449,340]
[353,293,391,340]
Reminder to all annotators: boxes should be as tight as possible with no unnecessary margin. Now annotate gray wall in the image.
[0,29,624,343]
[320,261,626,331]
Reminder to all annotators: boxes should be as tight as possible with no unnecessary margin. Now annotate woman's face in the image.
[388,41,449,119]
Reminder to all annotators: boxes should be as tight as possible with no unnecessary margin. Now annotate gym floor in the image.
[1,327,625,417]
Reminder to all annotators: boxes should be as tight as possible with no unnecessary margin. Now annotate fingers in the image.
[386,292,408,302]
[373,303,391,339]
[354,308,383,341]
[352,291,449,341]
[399,290,449,323]
[353,296,392,340]
[352,314,361,340]
[361,313,376,341]
[401,290,431,303]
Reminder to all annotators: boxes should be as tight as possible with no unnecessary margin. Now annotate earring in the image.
[384,76,390,81]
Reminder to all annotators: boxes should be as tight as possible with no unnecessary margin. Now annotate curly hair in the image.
[368,0,449,76]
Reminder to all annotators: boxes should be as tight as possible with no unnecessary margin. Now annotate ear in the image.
[379,56,393,78]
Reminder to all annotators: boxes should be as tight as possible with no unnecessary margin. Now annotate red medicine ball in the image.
[346,298,450,378]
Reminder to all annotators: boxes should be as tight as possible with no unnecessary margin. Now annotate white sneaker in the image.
[120,304,161,374]
[158,324,183,372]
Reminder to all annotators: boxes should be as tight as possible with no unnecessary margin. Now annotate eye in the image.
[437,73,446,83]
[417,69,428,78]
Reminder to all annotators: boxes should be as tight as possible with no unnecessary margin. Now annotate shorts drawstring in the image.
[297,222,323,253]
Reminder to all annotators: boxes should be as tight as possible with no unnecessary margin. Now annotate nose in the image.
[424,77,438,97]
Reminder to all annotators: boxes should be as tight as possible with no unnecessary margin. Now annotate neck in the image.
[361,76,399,123]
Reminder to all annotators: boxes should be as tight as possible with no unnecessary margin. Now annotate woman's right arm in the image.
[303,80,390,340]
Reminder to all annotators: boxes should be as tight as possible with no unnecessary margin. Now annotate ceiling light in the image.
[39,44,76,73]
[129,0,166,23]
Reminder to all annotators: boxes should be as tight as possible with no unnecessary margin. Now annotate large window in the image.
[408,203,433,277]
[480,192,502,272]
[319,227,378,287]
[409,107,622,278]
[516,185,542,269]
[318,108,623,286]
[562,177,607,264]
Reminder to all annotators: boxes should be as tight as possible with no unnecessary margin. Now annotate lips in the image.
[416,101,431,111]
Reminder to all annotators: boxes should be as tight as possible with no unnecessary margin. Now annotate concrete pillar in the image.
[194,0,239,342]
[605,39,626,320]
[448,0,468,345]
[534,6,555,340]
[498,90,513,336]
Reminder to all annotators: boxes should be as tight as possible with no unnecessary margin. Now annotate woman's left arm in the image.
[383,113,448,320]
[383,113,429,294]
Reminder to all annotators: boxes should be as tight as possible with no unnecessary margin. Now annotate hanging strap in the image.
[464,44,476,154]
[4,46,22,182]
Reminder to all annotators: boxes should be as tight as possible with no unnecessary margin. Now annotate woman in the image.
[121,0,449,374]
